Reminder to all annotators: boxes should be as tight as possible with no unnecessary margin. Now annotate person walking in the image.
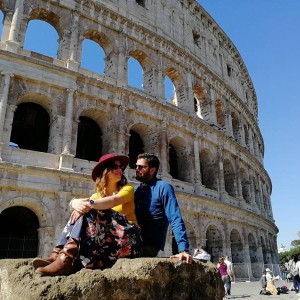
[217,256,230,296]
[224,255,235,295]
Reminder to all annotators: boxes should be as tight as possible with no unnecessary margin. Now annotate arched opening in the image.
[223,159,236,197]
[10,102,50,152]
[164,75,175,104]
[215,99,226,131]
[169,144,178,179]
[128,57,144,90]
[231,112,240,143]
[200,149,218,191]
[248,233,257,263]
[75,116,102,162]
[206,225,223,263]
[230,229,243,263]
[244,125,250,149]
[261,236,268,264]
[81,39,105,75]
[129,129,144,169]
[193,84,210,121]
[0,206,39,258]
[240,169,250,203]
[24,20,59,58]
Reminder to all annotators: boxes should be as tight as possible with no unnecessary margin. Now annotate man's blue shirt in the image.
[134,177,189,252]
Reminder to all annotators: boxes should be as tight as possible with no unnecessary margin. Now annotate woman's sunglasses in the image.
[110,163,125,171]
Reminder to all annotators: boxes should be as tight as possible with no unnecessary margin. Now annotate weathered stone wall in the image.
[0,258,225,300]
[0,0,278,278]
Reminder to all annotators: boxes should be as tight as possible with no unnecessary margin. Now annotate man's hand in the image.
[170,251,193,264]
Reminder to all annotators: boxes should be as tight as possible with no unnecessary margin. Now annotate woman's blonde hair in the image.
[94,165,127,197]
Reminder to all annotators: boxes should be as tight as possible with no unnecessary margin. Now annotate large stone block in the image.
[0,258,224,300]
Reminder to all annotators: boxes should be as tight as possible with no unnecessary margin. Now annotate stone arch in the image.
[240,168,250,203]
[199,148,218,191]
[75,116,102,162]
[223,158,236,197]
[260,236,268,264]
[215,99,226,131]
[206,224,223,263]
[248,233,258,263]
[193,84,210,121]
[0,206,39,258]
[128,123,148,168]
[77,108,111,155]
[231,111,241,143]
[165,66,186,108]
[80,30,112,74]
[10,102,50,152]
[230,229,243,263]
[169,136,191,182]
[243,124,250,149]
[128,49,150,91]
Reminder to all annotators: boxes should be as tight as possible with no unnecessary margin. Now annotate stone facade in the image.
[0,0,278,278]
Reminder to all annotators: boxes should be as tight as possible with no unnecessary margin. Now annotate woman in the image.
[33,153,142,276]
[217,256,230,296]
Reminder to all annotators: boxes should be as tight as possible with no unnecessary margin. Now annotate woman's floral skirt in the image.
[57,209,142,269]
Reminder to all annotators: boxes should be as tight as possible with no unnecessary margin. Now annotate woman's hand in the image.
[70,198,91,214]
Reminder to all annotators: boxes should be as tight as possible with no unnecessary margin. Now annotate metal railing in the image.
[0,235,38,258]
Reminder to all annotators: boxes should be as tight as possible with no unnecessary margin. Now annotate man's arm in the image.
[162,182,192,264]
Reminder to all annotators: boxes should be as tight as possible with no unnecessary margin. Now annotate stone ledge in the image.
[0,258,224,300]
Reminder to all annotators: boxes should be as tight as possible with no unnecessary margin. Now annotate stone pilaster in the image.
[66,10,80,71]
[5,0,24,53]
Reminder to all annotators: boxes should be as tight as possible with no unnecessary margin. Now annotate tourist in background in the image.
[224,255,235,295]
[217,256,230,296]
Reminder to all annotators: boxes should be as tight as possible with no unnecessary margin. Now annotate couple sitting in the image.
[33,153,192,276]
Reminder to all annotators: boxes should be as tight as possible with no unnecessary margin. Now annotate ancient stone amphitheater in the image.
[0,0,278,278]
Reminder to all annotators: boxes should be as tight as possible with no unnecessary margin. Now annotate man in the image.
[134,153,192,264]
[265,268,279,295]
[224,255,235,295]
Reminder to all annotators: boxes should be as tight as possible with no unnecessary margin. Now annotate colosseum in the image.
[0,0,278,279]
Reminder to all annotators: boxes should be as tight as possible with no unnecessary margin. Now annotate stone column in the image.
[66,10,80,71]
[116,35,127,87]
[59,89,75,171]
[0,73,13,161]
[185,71,195,114]
[235,156,243,199]
[193,139,202,194]
[37,226,56,257]
[5,0,24,52]
[225,100,233,137]
[248,128,254,154]
[1,12,13,42]
[208,88,217,125]
[157,54,165,101]
[160,121,169,177]
[217,146,225,199]
[117,106,127,155]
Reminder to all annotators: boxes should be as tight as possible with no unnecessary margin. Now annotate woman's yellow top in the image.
[90,185,137,224]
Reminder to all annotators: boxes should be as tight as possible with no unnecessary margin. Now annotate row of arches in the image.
[0,4,263,160]
[7,99,271,214]
[0,205,277,271]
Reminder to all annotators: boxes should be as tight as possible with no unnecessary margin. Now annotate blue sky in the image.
[1,1,299,248]
[199,0,300,248]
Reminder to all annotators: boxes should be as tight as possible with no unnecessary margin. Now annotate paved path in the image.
[226,280,300,300]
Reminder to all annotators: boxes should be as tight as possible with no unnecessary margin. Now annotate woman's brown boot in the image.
[32,246,63,269]
[36,238,79,276]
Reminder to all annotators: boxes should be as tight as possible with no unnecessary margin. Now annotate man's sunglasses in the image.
[135,164,149,170]
[110,163,125,171]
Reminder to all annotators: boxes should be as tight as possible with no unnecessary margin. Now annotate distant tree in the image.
[291,231,300,248]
